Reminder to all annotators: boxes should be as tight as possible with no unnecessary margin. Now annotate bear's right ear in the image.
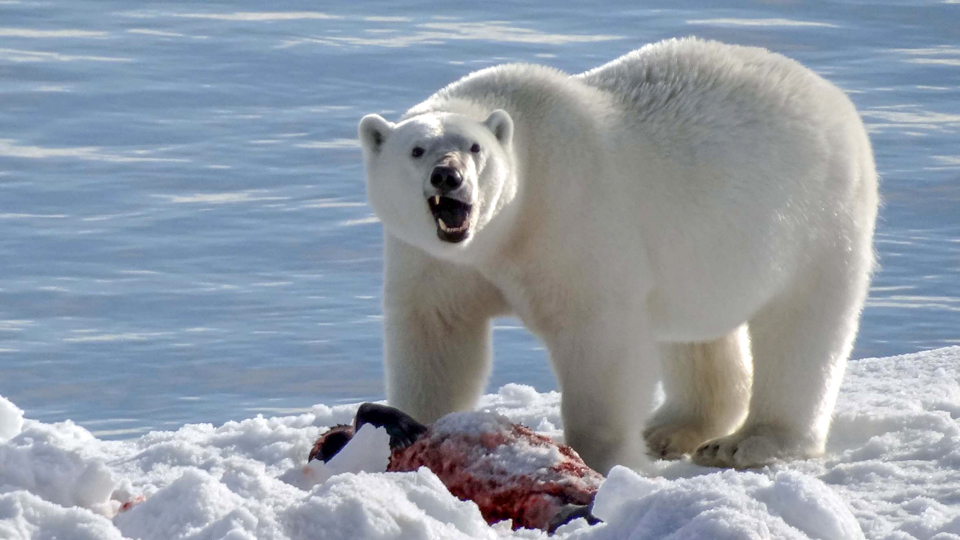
[358,114,394,154]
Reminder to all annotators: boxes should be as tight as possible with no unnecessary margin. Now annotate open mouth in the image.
[427,195,473,243]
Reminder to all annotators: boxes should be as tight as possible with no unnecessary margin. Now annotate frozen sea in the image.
[0,0,958,438]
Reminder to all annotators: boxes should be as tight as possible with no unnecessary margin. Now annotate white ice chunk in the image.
[295,423,392,488]
[0,395,24,442]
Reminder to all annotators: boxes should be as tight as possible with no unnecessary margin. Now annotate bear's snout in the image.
[430,165,463,193]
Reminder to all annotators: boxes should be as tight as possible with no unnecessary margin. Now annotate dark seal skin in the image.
[310,403,602,533]
[308,424,355,463]
[355,402,429,449]
[308,403,428,463]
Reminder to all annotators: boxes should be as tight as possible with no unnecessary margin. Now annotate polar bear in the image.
[358,37,878,473]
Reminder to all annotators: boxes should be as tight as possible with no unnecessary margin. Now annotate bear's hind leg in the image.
[644,326,751,460]
[693,246,872,469]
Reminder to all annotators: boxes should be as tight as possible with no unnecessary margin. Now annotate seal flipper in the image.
[308,424,355,462]
[355,403,429,450]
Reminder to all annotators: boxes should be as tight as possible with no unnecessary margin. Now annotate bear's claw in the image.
[691,425,814,469]
[643,421,714,461]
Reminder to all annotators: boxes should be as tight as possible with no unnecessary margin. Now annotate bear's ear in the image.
[483,109,514,147]
[358,114,394,154]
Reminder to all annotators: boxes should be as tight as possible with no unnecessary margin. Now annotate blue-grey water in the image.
[1,1,957,438]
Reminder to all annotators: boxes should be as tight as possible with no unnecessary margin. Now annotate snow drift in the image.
[2,347,959,539]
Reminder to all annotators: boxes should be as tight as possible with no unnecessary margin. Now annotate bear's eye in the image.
[411,147,424,158]
[470,143,481,153]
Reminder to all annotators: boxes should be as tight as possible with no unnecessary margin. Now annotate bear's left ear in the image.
[483,109,513,147]
[358,114,395,154]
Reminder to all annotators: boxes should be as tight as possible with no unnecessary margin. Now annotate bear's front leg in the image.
[382,236,505,424]
[384,305,494,423]
[547,314,662,475]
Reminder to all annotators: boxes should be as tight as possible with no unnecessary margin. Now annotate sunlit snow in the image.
[2,347,959,539]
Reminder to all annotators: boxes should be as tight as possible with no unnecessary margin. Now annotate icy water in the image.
[1,1,958,438]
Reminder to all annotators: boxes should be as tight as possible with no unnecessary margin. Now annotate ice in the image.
[588,467,863,540]
[293,423,392,488]
[0,396,23,443]
[1,347,960,539]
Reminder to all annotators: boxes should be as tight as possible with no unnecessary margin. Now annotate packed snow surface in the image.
[1,347,959,539]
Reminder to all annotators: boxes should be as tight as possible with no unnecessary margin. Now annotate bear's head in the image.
[358,110,515,258]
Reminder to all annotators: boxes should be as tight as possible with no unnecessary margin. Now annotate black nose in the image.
[430,166,463,192]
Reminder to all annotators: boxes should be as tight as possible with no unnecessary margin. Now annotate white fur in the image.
[359,37,879,474]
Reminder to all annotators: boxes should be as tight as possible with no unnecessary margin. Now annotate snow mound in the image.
[0,416,116,515]
[591,467,863,540]
[1,347,959,539]
[0,395,23,442]
[283,469,498,540]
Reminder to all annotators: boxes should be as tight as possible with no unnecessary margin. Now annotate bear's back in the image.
[404,62,611,128]
[575,37,853,142]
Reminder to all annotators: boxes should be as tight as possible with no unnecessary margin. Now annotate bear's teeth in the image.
[431,195,441,206]
[437,218,466,233]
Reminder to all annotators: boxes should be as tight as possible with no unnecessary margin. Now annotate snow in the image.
[427,411,576,479]
[589,467,864,540]
[0,396,23,443]
[2,347,960,539]
[287,423,392,488]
